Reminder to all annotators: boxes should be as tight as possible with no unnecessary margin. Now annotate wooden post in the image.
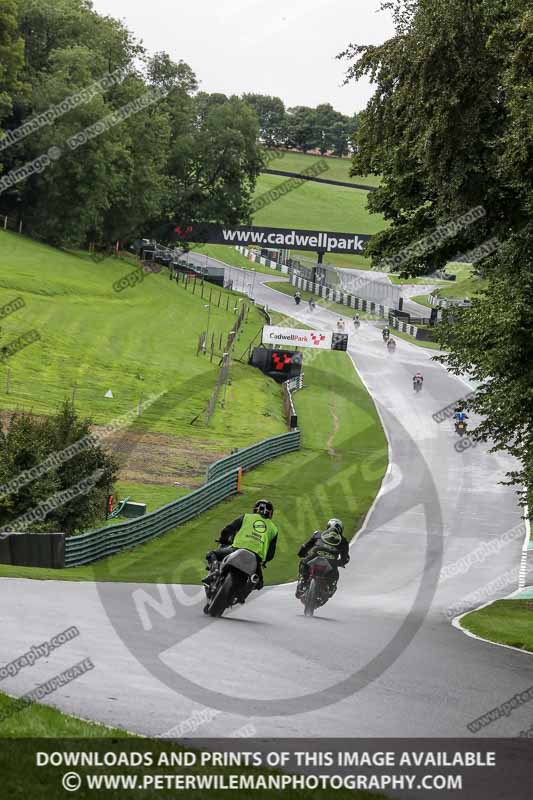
[219,332,222,350]
[236,466,243,493]
[217,291,221,307]
[226,295,229,311]
[71,384,77,404]
[209,288,213,303]
[192,278,196,294]
[201,280,204,298]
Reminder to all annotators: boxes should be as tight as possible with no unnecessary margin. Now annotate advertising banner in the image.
[168,223,372,254]
[261,326,333,350]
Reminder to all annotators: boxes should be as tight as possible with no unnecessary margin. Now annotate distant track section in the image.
[261,168,378,192]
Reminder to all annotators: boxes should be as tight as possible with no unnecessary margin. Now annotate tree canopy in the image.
[0,0,262,247]
[341,0,533,502]
[0,401,117,535]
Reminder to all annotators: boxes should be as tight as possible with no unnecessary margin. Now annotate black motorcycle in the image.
[204,549,260,617]
[298,556,337,617]
[382,329,390,342]
[413,378,423,393]
[294,294,301,305]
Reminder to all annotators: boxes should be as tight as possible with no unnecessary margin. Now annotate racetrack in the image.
[0,268,529,746]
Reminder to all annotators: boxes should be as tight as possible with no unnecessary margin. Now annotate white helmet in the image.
[326,518,344,535]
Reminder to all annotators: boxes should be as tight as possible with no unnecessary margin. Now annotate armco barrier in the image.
[206,430,300,482]
[64,429,301,567]
[235,245,290,274]
[291,274,392,320]
[290,274,433,340]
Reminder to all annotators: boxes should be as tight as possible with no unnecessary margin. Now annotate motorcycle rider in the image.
[382,326,390,341]
[337,317,345,332]
[295,518,350,600]
[353,314,360,328]
[453,407,469,431]
[413,372,424,388]
[294,291,301,305]
[204,499,278,595]
[387,337,396,351]
[308,297,316,311]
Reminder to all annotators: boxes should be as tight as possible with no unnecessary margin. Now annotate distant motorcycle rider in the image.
[294,291,301,305]
[453,408,468,422]
[295,518,349,599]
[204,499,278,593]
[382,327,390,341]
[453,407,469,431]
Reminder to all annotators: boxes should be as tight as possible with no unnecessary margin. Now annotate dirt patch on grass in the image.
[0,411,229,489]
[94,427,229,488]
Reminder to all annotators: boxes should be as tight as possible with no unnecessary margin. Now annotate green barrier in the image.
[64,430,300,567]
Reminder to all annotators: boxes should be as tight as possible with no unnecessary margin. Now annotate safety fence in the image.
[289,273,432,340]
[291,274,393,320]
[428,293,472,309]
[202,301,248,425]
[390,316,420,338]
[206,429,300,482]
[235,245,290,274]
[0,211,23,234]
[284,375,304,430]
[63,429,301,567]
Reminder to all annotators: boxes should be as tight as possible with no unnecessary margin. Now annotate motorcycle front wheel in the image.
[304,578,319,617]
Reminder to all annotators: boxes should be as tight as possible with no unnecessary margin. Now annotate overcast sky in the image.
[92,0,394,115]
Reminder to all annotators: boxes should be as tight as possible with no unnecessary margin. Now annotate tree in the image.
[0,0,25,143]
[340,0,533,501]
[194,91,228,126]
[242,93,286,146]
[285,106,318,152]
[0,401,118,535]
[314,103,339,154]
[166,96,262,230]
[0,0,265,248]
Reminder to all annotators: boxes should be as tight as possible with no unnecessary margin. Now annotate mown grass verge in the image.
[460,600,533,653]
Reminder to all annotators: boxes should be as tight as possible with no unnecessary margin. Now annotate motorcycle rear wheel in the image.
[208,573,235,617]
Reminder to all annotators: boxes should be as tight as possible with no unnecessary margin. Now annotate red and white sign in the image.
[261,326,333,350]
